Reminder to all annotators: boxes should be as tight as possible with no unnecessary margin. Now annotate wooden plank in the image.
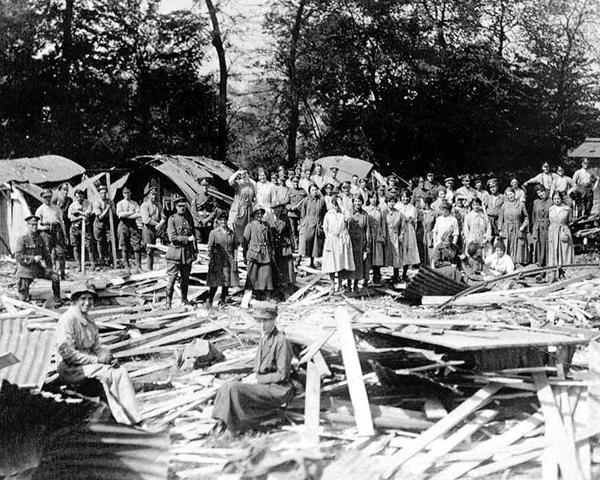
[573,388,591,480]
[287,274,325,303]
[81,216,86,273]
[400,409,498,477]
[428,411,544,480]
[531,273,594,297]
[106,172,118,268]
[2,296,61,319]
[467,450,542,478]
[0,352,19,371]
[423,399,447,421]
[382,383,502,479]
[533,372,585,480]
[303,358,321,445]
[335,307,374,436]
[240,289,252,309]
[107,317,206,352]
[113,323,224,358]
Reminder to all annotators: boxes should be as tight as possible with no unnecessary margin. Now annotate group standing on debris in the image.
[14,157,594,306]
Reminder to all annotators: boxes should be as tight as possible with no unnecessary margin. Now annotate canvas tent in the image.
[0,155,86,254]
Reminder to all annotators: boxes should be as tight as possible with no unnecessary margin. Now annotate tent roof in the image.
[0,155,85,185]
[568,138,600,158]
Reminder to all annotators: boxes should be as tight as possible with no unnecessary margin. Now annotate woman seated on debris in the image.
[461,241,487,284]
[206,211,240,308]
[484,240,515,277]
[212,301,295,436]
[431,230,464,283]
[54,281,141,425]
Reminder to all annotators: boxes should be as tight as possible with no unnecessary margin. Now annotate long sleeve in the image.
[520,203,529,230]
[55,316,100,366]
[168,216,191,243]
[15,235,36,266]
[256,335,293,384]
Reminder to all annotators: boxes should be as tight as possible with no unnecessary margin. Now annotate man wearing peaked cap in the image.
[456,174,477,203]
[164,194,196,309]
[15,214,61,305]
[212,300,294,434]
[140,185,165,271]
[68,188,96,271]
[444,177,455,204]
[35,187,67,279]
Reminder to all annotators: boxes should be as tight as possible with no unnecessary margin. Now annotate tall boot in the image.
[181,279,189,305]
[165,276,176,309]
[135,252,143,273]
[88,246,97,269]
[146,253,154,271]
[122,250,130,273]
[73,247,81,272]
[52,276,61,305]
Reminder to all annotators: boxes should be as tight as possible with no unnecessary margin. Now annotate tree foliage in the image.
[0,0,219,168]
[265,0,600,176]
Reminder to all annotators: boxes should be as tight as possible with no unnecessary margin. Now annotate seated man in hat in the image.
[15,215,61,305]
[35,188,67,279]
[212,301,295,435]
[165,195,196,308]
[55,280,141,425]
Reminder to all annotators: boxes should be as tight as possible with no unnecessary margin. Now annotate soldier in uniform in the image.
[92,184,114,268]
[192,178,217,246]
[68,189,96,271]
[116,186,142,273]
[35,188,67,279]
[15,215,61,304]
[165,195,196,309]
[140,186,165,271]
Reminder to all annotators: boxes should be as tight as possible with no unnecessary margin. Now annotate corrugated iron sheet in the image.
[0,155,85,185]
[568,138,600,158]
[315,155,374,183]
[0,317,54,388]
[404,266,467,300]
[33,423,169,480]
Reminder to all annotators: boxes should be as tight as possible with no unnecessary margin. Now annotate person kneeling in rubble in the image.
[431,230,465,283]
[211,301,295,435]
[55,281,142,425]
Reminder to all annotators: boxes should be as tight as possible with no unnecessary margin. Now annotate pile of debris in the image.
[1,258,600,479]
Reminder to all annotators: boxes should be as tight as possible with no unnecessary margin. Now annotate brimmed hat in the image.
[251,301,278,321]
[145,186,157,194]
[25,215,40,223]
[253,205,266,215]
[70,280,98,299]
[487,178,498,187]
[41,189,53,198]
[173,194,188,205]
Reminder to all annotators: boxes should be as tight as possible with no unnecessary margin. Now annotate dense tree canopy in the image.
[0,0,219,168]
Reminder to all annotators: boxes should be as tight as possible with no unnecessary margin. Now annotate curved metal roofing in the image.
[0,155,85,185]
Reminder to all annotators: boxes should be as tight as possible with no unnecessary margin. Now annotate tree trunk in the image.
[62,0,75,77]
[205,0,228,161]
[285,0,308,167]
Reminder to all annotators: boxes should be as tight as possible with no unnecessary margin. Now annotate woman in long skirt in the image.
[243,206,274,299]
[548,192,574,279]
[269,202,296,298]
[397,189,420,280]
[531,185,552,266]
[498,187,529,265]
[417,196,436,268]
[298,184,326,268]
[384,195,403,283]
[322,195,355,294]
[228,169,256,244]
[206,211,240,308]
[365,192,386,285]
[345,195,371,291]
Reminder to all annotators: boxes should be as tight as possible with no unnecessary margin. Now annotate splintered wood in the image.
[3,260,600,479]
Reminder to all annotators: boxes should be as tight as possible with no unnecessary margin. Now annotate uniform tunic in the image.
[287,187,307,243]
[35,203,66,260]
[140,199,164,246]
[212,327,295,431]
[548,205,574,266]
[298,196,326,257]
[346,209,370,280]
[269,214,296,288]
[68,199,94,250]
[499,199,529,264]
[365,205,386,267]
[398,203,420,266]
[166,212,196,301]
[191,191,217,243]
[15,231,60,301]
[92,197,114,262]
[418,208,436,267]
[55,305,140,424]
[243,220,274,291]
[207,227,240,288]
[228,179,256,243]
[53,195,73,247]
[321,209,355,274]
[384,208,403,268]
[485,193,505,238]
[531,197,552,266]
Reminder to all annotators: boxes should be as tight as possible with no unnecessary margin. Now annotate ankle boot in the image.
[135,252,143,273]
[147,254,154,271]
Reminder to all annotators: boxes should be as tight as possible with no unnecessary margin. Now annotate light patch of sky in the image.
[160,0,194,13]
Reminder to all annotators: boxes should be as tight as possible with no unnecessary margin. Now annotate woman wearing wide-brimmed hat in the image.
[54,281,141,425]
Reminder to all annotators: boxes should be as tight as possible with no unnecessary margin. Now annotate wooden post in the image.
[335,306,374,436]
[81,216,86,274]
[303,358,321,445]
[106,173,118,268]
